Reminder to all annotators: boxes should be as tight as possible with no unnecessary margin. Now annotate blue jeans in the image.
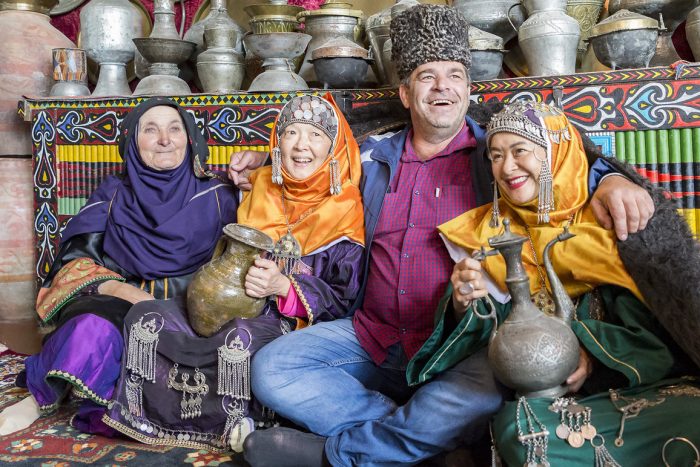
[251,317,504,467]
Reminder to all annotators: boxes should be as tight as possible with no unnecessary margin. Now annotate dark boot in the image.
[243,427,330,467]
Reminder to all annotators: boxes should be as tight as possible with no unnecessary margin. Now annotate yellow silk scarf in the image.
[439,106,642,301]
[237,94,365,255]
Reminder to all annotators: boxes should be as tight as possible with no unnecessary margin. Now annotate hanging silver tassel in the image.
[593,435,621,467]
[217,330,251,400]
[329,157,341,195]
[221,398,245,448]
[489,181,500,228]
[537,156,554,224]
[126,314,161,383]
[125,374,144,417]
[167,364,209,420]
[271,147,283,185]
[271,231,302,276]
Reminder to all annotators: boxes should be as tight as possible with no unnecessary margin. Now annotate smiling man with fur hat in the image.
[239,4,656,467]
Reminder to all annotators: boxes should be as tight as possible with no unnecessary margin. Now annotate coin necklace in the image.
[271,188,317,275]
[549,397,597,448]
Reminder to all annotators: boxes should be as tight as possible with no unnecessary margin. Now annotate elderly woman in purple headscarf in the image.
[0,97,238,436]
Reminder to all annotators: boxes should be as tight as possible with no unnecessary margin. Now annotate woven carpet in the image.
[0,351,245,466]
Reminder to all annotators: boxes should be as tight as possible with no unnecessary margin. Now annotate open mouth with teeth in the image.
[505,175,529,190]
[429,99,454,106]
[291,157,314,166]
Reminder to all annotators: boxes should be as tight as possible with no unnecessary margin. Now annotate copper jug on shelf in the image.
[474,219,580,398]
[187,223,274,337]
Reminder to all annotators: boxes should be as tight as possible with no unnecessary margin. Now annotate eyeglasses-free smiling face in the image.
[137,106,188,171]
[278,122,333,180]
[399,61,471,143]
[489,132,545,205]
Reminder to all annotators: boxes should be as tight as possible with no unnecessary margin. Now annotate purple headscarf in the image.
[62,97,236,279]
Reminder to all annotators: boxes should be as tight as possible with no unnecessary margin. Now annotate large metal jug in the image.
[509,0,580,76]
[187,224,273,337]
[474,219,580,398]
[452,0,525,43]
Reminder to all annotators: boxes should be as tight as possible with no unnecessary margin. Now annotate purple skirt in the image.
[24,295,133,435]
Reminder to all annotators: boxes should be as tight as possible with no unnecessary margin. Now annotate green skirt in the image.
[493,380,700,466]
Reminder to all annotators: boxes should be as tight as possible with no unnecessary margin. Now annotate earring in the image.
[537,156,554,223]
[271,147,283,185]
[329,156,341,195]
[489,181,500,228]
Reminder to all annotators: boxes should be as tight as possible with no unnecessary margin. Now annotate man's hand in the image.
[590,175,654,241]
[228,150,268,191]
[450,257,489,318]
[566,348,594,393]
[245,258,291,298]
[98,280,155,304]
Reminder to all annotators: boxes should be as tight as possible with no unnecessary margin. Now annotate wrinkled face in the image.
[489,132,544,205]
[137,106,188,171]
[279,122,333,180]
[399,61,470,141]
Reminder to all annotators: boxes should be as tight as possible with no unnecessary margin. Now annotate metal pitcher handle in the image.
[469,246,499,343]
[507,1,523,33]
[471,296,499,344]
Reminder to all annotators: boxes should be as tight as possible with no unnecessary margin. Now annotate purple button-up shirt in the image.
[354,123,478,365]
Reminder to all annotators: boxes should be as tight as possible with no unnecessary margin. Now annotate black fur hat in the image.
[390,4,471,81]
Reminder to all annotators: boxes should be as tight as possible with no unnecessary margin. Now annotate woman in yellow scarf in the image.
[407,100,700,466]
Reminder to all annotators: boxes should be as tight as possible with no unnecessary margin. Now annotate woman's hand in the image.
[228,150,267,191]
[98,280,155,304]
[566,348,594,393]
[451,257,489,317]
[245,258,291,298]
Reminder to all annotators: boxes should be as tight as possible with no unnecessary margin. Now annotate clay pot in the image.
[187,224,273,337]
[0,159,37,321]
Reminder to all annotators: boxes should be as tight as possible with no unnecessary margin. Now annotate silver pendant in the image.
[167,363,209,420]
[217,328,252,400]
[555,424,570,439]
[581,423,597,440]
[567,431,585,448]
[272,231,302,275]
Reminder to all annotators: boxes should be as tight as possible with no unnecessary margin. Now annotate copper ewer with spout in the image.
[187,223,274,337]
[474,219,580,398]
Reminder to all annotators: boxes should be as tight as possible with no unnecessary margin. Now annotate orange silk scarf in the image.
[439,106,642,301]
[237,94,365,255]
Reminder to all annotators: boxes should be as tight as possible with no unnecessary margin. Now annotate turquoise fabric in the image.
[493,381,700,466]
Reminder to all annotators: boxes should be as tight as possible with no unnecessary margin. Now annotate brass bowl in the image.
[244,3,303,19]
[249,16,299,34]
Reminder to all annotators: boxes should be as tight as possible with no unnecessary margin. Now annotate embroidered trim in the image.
[39,402,59,413]
[577,321,642,385]
[289,276,313,325]
[46,370,109,406]
[102,402,229,452]
[71,387,90,400]
[39,274,124,323]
